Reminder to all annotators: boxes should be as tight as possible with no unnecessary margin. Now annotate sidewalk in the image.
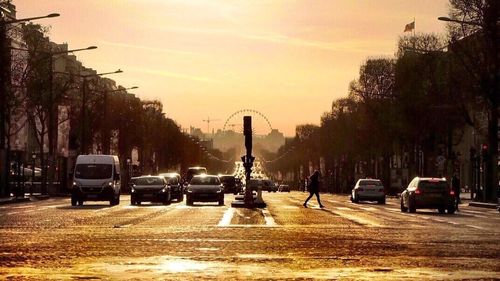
[460,192,499,209]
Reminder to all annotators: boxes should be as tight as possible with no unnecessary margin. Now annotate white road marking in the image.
[218,207,234,227]
[329,209,383,227]
[335,207,353,211]
[466,224,486,230]
[262,209,277,227]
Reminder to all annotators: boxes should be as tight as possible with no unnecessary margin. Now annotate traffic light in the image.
[481,144,488,158]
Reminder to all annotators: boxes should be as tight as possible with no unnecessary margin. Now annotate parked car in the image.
[219,174,240,194]
[351,178,386,204]
[159,172,183,202]
[400,177,455,214]
[262,179,277,192]
[186,175,224,206]
[130,176,172,205]
[71,155,121,206]
[278,184,290,192]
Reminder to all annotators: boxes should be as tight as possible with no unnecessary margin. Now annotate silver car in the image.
[351,179,386,204]
[186,175,224,206]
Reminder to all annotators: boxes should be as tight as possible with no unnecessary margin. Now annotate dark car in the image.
[400,177,455,214]
[219,175,240,194]
[186,175,224,206]
[159,173,183,202]
[185,167,207,184]
[130,176,171,205]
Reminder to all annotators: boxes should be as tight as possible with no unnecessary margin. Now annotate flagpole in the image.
[413,17,416,37]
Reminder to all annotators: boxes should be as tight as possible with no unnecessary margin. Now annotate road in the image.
[0,192,499,280]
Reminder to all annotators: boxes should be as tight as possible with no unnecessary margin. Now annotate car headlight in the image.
[72,181,81,189]
[102,181,113,188]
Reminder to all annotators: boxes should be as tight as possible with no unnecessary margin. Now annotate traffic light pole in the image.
[243,116,254,207]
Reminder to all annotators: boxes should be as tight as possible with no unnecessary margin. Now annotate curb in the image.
[468,202,498,209]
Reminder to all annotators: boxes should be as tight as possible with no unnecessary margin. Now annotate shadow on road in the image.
[56,205,112,210]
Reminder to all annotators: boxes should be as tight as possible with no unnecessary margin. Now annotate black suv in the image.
[400,177,456,214]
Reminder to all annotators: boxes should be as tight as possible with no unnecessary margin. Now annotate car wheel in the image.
[186,196,193,206]
[137,201,141,205]
[408,199,416,213]
[438,207,446,214]
[131,197,136,205]
[78,200,84,206]
[177,194,183,202]
[378,198,386,204]
[353,196,359,203]
[218,196,224,206]
[400,199,408,212]
[71,194,78,206]
[115,195,120,205]
[447,206,456,214]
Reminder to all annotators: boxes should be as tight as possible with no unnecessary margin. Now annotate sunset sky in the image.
[14,0,449,136]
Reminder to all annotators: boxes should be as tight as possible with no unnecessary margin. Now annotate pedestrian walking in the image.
[303,170,324,208]
[451,174,461,211]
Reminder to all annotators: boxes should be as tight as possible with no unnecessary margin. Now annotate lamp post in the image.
[45,45,97,195]
[439,5,500,203]
[0,13,60,25]
[80,69,123,155]
[101,86,138,154]
[0,9,60,197]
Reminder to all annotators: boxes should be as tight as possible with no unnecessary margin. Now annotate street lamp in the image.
[0,13,60,25]
[44,45,98,195]
[439,10,500,203]
[100,85,138,154]
[80,69,123,154]
[438,16,481,26]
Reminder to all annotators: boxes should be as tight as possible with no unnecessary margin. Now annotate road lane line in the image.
[466,224,486,230]
[325,208,384,227]
[261,209,277,227]
[218,207,234,227]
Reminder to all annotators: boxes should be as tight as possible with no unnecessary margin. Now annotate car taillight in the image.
[415,189,421,195]
[450,190,455,196]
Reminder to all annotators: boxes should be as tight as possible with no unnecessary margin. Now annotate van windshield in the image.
[75,164,112,179]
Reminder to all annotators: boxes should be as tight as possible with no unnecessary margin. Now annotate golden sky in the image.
[15,0,449,136]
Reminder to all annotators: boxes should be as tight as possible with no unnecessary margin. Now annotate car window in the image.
[359,180,382,186]
[418,180,447,191]
[131,177,165,185]
[190,176,220,185]
[166,177,179,185]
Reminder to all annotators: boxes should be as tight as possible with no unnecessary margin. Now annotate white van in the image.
[72,155,121,206]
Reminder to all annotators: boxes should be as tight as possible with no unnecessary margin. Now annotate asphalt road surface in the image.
[0,192,499,280]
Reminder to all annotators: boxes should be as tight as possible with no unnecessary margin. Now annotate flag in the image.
[404,21,415,32]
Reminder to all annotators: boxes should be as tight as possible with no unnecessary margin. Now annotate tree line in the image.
[263,0,499,201]
[1,23,232,195]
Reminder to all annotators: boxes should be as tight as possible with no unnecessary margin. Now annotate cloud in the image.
[127,66,219,84]
[99,40,202,56]
[158,26,393,54]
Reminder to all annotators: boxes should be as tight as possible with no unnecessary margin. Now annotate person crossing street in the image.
[303,170,324,208]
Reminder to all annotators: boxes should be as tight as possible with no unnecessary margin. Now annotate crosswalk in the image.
[1,194,498,233]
